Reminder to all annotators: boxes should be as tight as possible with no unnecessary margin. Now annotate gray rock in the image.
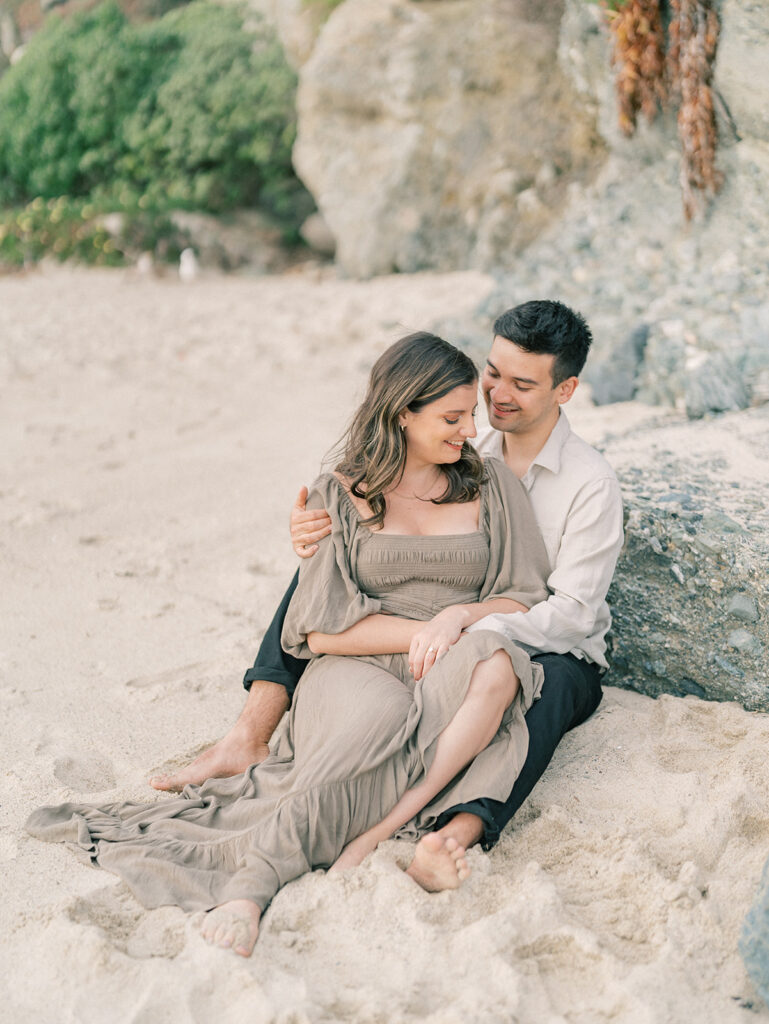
[728,629,762,658]
[299,212,336,256]
[604,406,769,711]
[168,210,290,272]
[684,353,750,419]
[740,853,769,1010]
[585,324,648,405]
[728,593,760,623]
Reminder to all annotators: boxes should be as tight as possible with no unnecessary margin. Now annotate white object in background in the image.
[179,248,199,283]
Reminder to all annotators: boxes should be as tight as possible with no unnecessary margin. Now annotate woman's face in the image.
[399,383,478,467]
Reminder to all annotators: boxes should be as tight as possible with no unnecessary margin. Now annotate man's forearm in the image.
[308,614,422,656]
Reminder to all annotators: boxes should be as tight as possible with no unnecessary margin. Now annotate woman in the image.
[27,332,550,958]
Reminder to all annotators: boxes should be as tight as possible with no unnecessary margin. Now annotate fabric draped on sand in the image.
[27,458,551,914]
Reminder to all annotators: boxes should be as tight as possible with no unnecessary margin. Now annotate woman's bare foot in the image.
[198,899,261,957]
[149,735,270,792]
[405,833,471,892]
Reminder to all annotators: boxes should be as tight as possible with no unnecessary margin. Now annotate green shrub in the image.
[0,195,192,269]
[0,1,313,237]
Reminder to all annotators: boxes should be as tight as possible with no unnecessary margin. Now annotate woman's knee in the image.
[468,650,519,707]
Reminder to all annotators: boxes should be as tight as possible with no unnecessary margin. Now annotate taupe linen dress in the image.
[27,458,550,914]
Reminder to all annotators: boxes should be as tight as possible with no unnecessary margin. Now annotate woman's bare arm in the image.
[308,597,528,668]
[307,614,422,656]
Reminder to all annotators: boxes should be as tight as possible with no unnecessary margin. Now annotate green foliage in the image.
[0,195,191,269]
[0,0,312,240]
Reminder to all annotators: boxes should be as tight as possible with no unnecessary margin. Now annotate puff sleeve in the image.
[281,474,382,658]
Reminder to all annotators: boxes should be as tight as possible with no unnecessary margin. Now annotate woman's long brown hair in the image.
[332,332,484,530]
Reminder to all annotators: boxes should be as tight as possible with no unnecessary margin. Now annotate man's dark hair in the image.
[492,300,592,386]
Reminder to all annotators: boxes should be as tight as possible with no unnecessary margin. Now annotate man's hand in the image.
[291,486,332,558]
[409,606,467,681]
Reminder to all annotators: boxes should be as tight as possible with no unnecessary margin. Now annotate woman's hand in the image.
[409,606,469,681]
[290,486,332,558]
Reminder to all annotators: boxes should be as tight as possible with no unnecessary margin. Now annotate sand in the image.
[1,263,768,1024]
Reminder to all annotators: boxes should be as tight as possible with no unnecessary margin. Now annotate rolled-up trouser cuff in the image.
[242,667,298,700]
[433,800,502,852]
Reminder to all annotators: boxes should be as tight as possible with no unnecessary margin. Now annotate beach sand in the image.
[1,264,768,1023]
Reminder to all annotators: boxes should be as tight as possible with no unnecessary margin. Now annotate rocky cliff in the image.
[293,0,605,278]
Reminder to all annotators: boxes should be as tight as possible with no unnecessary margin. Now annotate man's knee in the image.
[533,653,603,732]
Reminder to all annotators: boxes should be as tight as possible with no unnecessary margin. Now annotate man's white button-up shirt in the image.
[469,410,624,669]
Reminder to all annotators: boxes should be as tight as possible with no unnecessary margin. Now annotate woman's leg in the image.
[331,649,519,871]
[199,655,416,955]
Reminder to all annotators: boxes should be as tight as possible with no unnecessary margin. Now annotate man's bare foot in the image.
[150,735,270,792]
[198,899,261,957]
[405,833,471,892]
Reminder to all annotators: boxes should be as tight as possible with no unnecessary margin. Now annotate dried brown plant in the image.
[604,0,667,136]
[668,0,723,219]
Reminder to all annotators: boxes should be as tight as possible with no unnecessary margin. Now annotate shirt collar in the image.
[522,409,571,482]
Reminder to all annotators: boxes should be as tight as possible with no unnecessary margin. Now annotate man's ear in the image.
[556,376,579,405]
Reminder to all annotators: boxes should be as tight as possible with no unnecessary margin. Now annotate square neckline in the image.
[330,472,486,540]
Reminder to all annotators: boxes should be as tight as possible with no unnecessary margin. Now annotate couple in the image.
[28,300,624,959]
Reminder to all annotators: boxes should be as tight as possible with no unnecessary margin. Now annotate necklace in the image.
[389,471,444,501]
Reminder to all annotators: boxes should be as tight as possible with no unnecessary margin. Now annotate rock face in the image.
[717,0,769,145]
[458,0,769,419]
[293,0,604,277]
[602,406,769,711]
[289,0,769,416]
[741,852,769,1010]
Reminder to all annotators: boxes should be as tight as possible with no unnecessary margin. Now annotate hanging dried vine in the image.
[600,0,722,219]
[604,0,667,136]
[668,0,723,219]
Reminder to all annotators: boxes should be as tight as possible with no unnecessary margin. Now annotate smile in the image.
[492,403,518,416]
[445,440,464,449]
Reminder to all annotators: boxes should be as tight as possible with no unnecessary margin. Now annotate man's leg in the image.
[405,653,602,890]
[150,572,304,791]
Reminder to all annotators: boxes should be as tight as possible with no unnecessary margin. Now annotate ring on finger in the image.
[427,645,436,653]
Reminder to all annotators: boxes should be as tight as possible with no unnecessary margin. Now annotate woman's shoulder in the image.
[307,471,363,523]
[306,471,344,509]
[481,456,530,505]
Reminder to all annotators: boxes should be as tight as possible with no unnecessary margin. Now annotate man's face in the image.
[480,336,576,438]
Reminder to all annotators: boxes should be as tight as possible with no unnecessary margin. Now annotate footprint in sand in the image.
[53,754,116,792]
[68,885,186,959]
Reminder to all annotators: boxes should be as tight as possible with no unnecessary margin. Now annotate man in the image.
[151,300,624,892]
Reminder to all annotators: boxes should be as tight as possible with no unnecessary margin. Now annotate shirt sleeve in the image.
[468,474,624,654]
[280,474,382,658]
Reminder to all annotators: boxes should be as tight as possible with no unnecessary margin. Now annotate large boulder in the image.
[603,406,769,711]
[716,0,769,145]
[293,0,604,277]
